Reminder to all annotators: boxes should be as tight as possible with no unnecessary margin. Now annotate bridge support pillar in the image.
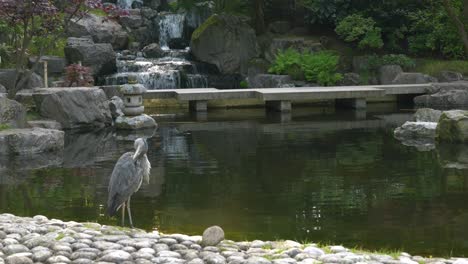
[336,98,367,109]
[189,100,208,112]
[265,100,292,112]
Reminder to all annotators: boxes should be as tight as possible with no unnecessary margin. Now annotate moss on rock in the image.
[436,110,468,143]
[191,14,223,42]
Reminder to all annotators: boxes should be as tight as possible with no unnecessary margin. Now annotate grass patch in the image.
[0,124,10,131]
[414,59,468,76]
[351,246,403,259]
[262,244,273,250]
[55,232,65,241]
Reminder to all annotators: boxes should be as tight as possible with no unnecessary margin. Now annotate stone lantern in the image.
[115,77,157,130]
[120,77,146,116]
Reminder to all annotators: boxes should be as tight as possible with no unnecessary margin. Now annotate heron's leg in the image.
[127,196,134,228]
[121,202,126,226]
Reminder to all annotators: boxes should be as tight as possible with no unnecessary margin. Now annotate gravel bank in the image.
[0,214,467,264]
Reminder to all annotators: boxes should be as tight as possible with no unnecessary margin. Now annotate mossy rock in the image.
[191,14,223,42]
[190,13,259,74]
[436,110,468,143]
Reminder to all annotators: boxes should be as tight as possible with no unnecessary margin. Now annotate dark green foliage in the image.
[366,54,416,71]
[299,0,351,25]
[407,6,466,59]
[269,48,343,86]
[269,48,302,75]
[240,80,248,88]
[335,14,383,49]
[301,0,466,59]
[0,124,10,131]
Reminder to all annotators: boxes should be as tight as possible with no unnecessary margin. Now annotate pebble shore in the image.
[0,214,467,264]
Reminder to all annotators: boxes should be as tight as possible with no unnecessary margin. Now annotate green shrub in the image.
[239,80,248,88]
[268,48,302,75]
[301,51,343,86]
[335,14,383,49]
[269,48,343,86]
[0,124,10,131]
[366,54,416,71]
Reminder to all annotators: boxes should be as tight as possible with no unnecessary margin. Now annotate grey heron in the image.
[107,138,151,227]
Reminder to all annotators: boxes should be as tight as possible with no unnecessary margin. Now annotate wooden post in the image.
[78,61,83,82]
[43,60,48,88]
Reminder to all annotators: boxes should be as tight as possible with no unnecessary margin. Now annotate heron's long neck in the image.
[138,154,151,184]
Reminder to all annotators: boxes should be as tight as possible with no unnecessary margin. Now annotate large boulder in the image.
[394,121,437,151]
[191,14,260,74]
[414,82,468,109]
[392,72,437,84]
[28,56,66,76]
[0,128,64,155]
[33,88,113,130]
[379,65,403,85]
[109,96,125,119]
[437,71,464,82]
[414,108,442,122]
[64,37,117,77]
[249,74,292,88]
[0,84,6,94]
[436,110,468,143]
[68,13,129,50]
[119,13,144,30]
[0,69,43,92]
[0,97,27,128]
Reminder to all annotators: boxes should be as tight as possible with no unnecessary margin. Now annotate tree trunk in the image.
[443,0,468,58]
[254,0,266,34]
[464,0,468,24]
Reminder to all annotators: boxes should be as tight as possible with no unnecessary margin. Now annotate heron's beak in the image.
[133,145,143,160]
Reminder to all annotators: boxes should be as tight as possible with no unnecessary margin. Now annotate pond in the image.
[1,105,468,256]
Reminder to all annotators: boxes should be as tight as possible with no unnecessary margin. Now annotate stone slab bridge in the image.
[143,83,430,112]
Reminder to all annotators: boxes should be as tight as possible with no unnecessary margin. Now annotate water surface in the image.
[1,106,468,256]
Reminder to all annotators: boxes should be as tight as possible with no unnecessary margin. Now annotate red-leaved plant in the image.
[65,64,94,87]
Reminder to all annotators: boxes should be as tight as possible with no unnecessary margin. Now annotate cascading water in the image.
[159,14,186,50]
[105,11,213,90]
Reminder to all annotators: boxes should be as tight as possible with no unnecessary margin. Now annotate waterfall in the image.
[117,0,142,9]
[105,11,212,90]
[186,74,208,88]
[159,14,186,50]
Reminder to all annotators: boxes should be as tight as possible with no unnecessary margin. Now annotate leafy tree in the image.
[407,1,466,59]
[65,63,94,87]
[443,0,468,57]
[335,14,383,50]
[0,0,114,98]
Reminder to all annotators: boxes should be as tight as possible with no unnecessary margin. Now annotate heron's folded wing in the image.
[107,153,141,205]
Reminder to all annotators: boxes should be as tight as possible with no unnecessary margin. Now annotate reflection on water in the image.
[1,107,468,256]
